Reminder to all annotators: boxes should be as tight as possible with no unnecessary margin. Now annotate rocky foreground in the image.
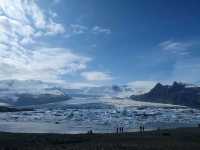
[0,127,200,150]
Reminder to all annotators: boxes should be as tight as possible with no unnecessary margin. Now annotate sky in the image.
[0,0,200,88]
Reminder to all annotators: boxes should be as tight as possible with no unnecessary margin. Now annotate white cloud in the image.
[128,81,156,93]
[70,24,88,34]
[46,19,65,35]
[158,40,200,84]
[159,40,192,56]
[0,0,113,84]
[68,82,101,88]
[0,46,90,83]
[128,81,156,88]
[64,24,88,38]
[0,0,65,37]
[49,10,58,18]
[0,0,29,23]
[52,0,62,5]
[65,24,111,38]
[0,0,90,83]
[81,71,112,81]
[170,58,200,83]
[0,15,35,44]
[92,26,111,35]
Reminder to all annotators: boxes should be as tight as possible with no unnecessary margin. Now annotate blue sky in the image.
[0,0,200,87]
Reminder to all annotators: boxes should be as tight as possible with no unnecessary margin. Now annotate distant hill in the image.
[0,79,153,106]
[130,82,200,108]
[0,106,33,112]
[0,80,71,106]
[0,94,71,106]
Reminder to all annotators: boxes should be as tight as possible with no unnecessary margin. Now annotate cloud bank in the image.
[159,40,193,56]
[0,0,90,83]
[81,71,112,81]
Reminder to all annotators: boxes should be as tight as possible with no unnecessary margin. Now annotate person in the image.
[88,130,93,134]
[142,126,144,132]
[117,127,119,134]
[140,126,142,133]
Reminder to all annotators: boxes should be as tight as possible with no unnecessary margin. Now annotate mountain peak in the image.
[154,83,163,88]
[131,81,200,108]
[172,81,185,87]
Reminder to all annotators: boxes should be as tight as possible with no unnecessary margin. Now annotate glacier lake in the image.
[0,97,200,134]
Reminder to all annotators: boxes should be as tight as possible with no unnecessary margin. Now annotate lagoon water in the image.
[0,98,199,134]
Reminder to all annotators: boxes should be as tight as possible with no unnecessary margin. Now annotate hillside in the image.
[0,80,71,106]
[0,106,33,112]
[130,82,200,108]
[0,79,151,106]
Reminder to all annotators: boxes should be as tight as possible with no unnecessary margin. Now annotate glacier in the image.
[0,80,199,134]
[0,98,199,134]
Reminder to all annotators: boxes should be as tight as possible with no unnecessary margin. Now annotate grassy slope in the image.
[0,127,200,150]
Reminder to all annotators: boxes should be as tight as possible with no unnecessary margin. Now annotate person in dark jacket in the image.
[140,126,142,133]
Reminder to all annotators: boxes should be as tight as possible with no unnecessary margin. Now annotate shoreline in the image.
[0,127,200,150]
[0,120,198,134]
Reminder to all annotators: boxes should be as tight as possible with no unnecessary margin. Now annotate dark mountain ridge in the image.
[0,106,33,112]
[130,82,200,108]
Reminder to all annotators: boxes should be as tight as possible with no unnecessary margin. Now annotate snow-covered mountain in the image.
[77,82,155,98]
[0,80,70,106]
[0,80,153,106]
[55,84,151,99]
[0,80,63,95]
[76,85,146,98]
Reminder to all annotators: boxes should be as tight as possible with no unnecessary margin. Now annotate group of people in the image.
[87,130,93,134]
[139,125,145,133]
[88,125,145,134]
[116,127,124,134]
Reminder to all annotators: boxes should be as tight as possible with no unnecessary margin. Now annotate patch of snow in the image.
[0,102,9,106]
